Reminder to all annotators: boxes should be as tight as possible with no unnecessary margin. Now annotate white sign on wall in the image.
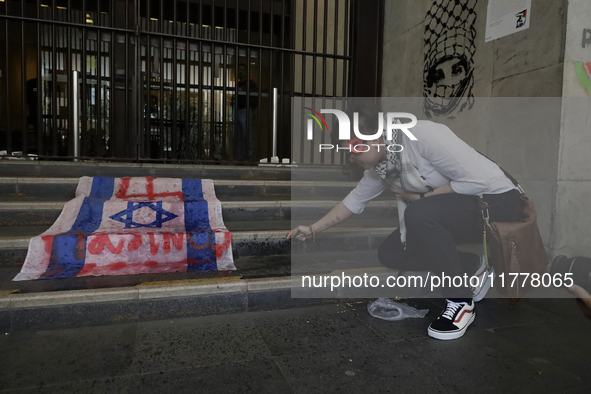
[485,0,532,42]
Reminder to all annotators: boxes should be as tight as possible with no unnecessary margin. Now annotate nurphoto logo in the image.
[303,108,419,153]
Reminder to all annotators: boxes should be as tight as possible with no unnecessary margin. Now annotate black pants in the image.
[377,189,522,299]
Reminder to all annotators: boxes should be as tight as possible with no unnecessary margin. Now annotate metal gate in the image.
[0,0,354,164]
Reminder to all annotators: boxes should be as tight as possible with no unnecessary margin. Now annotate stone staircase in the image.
[0,161,398,331]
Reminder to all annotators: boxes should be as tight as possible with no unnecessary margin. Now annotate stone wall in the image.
[553,0,591,257]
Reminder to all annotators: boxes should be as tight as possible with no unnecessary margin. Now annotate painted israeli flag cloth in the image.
[13,177,235,281]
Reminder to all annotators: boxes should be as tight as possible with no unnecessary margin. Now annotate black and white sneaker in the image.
[427,299,475,340]
[472,255,494,302]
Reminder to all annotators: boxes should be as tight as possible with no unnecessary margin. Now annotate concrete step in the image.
[0,200,398,227]
[0,217,397,237]
[0,226,394,266]
[0,160,352,182]
[0,178,370,202]
[0,251,388,333]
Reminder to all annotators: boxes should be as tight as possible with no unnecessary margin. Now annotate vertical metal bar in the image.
[145,37,151,159]
[321,0,328,164]
[270,0,274,47]
[322,0,327,97]
[245,47,251,163]
[81,27,87,157]
[173,0,177,34]
[197,0,203,158]
[263,47,269,162]
[272,87,278,158]
[310,0,318,163]
[312,0,318,95]
[343,0,349,97]
[96,28,102,157]
[186,0,189,35]
[247,0,250,44]
[112,0,116,27]
[4,20,10,154]
[51,24,57,156]
[300,0,306,164]
[257,47,263,163]
[172,37,177,159]
[281,0,285,48]
[72,70,79,159]
[259,0,263,46]
[210,0,214,37]
[36,19,43,156]
[289,1,295,164]
[210,0,215,160]
[210,44,215,162]
[136,1,142,160]
[222,44,227,162]
[268,0,275,161]
[21,20,27,155]
[198,40,203,160]
[184,38,189,161]
[278,0,284,161]
[66,23,72,157]
[221,0,227,162]
[198,0,202,38]
[109,30,115,157]
[184,2,189,160]
[233,0,238,162]
[159,35,164,159]
[331,0,339,164]
[125,31,129,158]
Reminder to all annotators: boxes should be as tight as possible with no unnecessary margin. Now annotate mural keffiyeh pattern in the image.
[14,177,235,281]
[424,0,477,118]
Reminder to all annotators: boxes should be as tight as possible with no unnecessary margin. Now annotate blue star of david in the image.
[109,201,178,229]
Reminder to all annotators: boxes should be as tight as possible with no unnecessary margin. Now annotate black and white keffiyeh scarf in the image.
[373,118,431,244]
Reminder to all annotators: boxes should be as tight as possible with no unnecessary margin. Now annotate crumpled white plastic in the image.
[367,297,429,321]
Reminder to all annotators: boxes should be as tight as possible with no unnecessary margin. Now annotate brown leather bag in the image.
[476,160,549,300]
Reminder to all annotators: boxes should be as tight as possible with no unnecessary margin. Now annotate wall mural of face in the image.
[423,0,477,118]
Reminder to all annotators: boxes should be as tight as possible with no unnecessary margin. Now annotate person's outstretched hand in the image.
[567,284,591,320]
[287,225,314,241]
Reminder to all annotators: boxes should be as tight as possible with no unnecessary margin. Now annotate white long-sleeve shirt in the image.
[343,120,517,214]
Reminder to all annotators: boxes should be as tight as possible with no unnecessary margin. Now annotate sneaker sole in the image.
[427,313,475,341]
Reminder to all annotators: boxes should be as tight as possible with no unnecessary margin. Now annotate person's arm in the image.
[287,169,385,241]
[287,202,354,241]
[390,182,454,203]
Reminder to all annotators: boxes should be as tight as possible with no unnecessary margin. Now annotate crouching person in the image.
[288,103,521,340]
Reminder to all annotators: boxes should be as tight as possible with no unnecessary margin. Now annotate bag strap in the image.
[476,150,525,195]
[474,152,527,272]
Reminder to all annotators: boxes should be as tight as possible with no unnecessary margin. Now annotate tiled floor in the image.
[0,297,590,393]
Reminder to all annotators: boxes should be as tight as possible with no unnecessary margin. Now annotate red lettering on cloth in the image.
[77,260,191,276]
[215,231,232,258]
[148,232,160,255]
[41,235,54,255]
[115,177,183,201]
[127,234,143,252]
[187,231,212,250]
[74,230,86,260]
[162,233,184,253]
[88,235,126,255]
